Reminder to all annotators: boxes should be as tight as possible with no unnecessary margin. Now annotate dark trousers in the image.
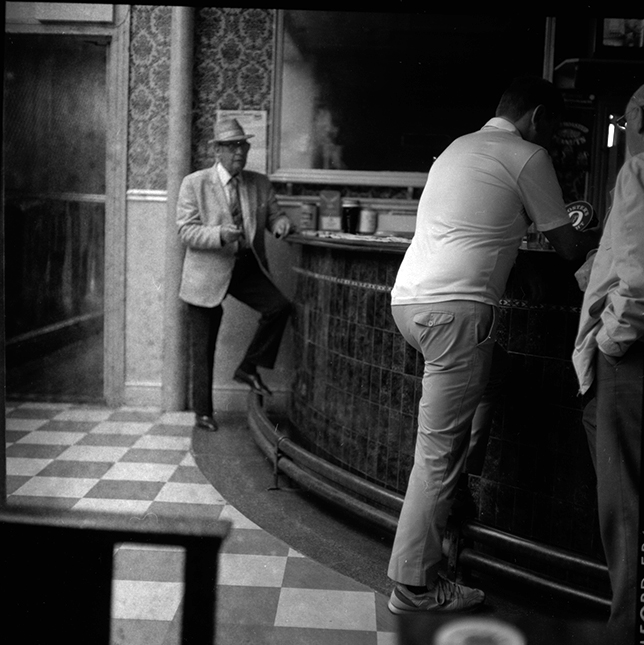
[187,252,291,417]
[582,343,643,645]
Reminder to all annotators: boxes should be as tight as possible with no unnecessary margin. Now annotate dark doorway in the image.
[4,34,107,403]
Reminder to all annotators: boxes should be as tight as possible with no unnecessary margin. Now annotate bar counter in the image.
[271,231,609,605]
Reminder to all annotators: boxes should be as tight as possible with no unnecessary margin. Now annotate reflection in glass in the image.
[276,12,547,176]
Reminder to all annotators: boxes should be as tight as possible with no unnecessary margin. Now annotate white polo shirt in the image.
[392,118,570,307]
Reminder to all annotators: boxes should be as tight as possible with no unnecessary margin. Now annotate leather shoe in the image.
[194,414,218,431]
[233,368,272,396]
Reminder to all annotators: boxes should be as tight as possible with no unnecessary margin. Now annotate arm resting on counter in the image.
[543,222,600,263]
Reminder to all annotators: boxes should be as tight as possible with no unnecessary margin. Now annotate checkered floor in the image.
[4,401,397,644]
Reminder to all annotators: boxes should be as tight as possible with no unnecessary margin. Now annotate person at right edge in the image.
[387,76,599,615]
[572,84,644,645]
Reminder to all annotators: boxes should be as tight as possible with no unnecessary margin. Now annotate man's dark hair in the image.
[495,76,564,121]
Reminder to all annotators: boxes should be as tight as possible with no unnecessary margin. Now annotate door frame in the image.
[5,5,131,406]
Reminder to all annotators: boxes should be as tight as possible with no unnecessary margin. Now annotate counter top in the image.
[286,230,411,253]
[287,230,556,255]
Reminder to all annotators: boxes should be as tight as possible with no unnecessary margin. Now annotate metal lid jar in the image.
[341,198,360,234]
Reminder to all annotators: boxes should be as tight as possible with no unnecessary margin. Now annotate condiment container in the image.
[358,207,378,234]
[342,198,360,234]
[300,202,318,231]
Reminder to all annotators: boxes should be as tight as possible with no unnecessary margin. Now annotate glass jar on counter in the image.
[299,202,318,231]
[358,207,378,234]
[341,198,360,234]
[319,190,342,231]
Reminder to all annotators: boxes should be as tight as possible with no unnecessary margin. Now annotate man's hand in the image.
[272,217,292,239]
[574,250,597,292]
[220,224,244,245]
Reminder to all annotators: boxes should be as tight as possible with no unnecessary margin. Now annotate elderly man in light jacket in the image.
[177,118,293,432]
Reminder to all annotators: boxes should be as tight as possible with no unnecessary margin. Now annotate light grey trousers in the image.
[388,300,498,586]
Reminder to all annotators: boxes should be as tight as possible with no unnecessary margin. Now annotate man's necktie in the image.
[229,175,246,248]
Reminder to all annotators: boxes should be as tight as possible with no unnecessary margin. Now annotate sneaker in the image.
[387,575,485,614]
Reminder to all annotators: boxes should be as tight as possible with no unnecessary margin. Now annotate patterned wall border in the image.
[500,298,581,313]
[293,267,582,312]
[127,188,167,202]
[292,266,391,293]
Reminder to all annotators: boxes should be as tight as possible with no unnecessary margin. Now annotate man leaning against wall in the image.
[176,118,294,432]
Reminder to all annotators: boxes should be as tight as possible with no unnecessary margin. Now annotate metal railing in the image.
[248,393,610,612]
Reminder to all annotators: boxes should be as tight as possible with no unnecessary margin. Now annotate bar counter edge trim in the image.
[247,394,610,612]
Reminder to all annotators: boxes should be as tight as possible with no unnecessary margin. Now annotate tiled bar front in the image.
[288,237,605,584]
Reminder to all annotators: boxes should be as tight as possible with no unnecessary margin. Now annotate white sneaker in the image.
[388,575,485,614]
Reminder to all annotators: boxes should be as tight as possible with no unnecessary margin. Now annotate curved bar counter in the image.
[249,231,610,610]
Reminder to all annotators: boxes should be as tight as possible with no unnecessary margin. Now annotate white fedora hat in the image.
[211,118,254,143]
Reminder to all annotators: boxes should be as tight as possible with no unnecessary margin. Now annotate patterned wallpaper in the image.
[127,6,275,191]
[192,7,275,172]
[127,5,172,191]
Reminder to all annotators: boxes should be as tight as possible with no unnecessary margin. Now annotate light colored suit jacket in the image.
[177,164,287,307]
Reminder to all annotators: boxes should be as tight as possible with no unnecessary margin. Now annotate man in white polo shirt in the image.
[387,76,599,614]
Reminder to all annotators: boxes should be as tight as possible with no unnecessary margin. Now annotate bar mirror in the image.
[271,11,551,187]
